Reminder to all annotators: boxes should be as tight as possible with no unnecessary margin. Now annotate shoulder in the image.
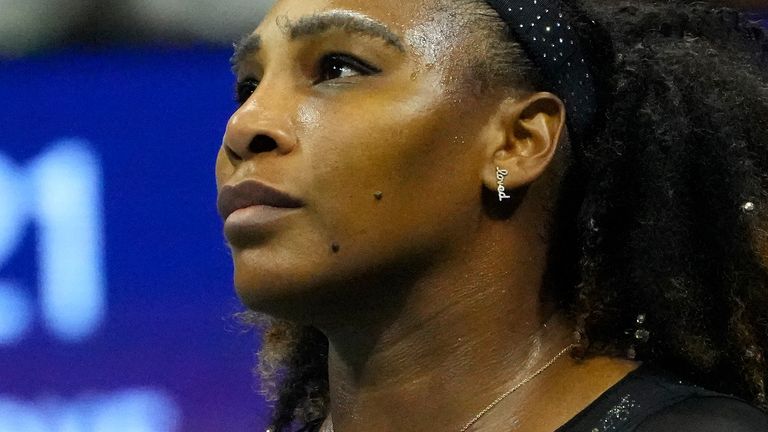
[634,395,768,432]
[556,365,768,432]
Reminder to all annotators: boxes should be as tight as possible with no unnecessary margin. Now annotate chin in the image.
[234,267,304,318]
[228,239,416,325]
[230,251,344,323]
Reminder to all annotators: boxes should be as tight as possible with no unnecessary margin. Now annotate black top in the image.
[302,366,768,432]
[556,366,768,432]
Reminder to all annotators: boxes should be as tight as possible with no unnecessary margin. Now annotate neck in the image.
[317,221,575,432]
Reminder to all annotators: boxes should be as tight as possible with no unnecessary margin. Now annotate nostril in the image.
[225,145,242,161]
[249,134,279,154]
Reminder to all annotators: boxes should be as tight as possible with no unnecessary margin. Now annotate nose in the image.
[223,101,297,162]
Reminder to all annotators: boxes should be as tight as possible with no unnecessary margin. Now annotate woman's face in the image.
[215,0,507,319]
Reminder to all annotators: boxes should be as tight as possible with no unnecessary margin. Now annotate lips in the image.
[217,180,304,221]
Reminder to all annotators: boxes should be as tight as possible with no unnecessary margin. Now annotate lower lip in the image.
[223,205,301,243]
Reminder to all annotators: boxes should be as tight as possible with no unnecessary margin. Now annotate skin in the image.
[215,0,640,430]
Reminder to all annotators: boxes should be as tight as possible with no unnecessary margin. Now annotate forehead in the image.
[247,0,484,89]
[264,0,435,33]
[253,0,476,72]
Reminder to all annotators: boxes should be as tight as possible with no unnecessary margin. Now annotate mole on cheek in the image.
[331,242,341,253]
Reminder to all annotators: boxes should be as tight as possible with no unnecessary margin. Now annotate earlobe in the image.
[481,92,565,194]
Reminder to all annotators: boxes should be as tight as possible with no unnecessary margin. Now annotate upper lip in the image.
[217,180,304,220]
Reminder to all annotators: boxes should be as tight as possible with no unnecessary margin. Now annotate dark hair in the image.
[238,1,768,431]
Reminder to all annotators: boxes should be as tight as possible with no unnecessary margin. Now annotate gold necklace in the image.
[458,343,575,432]
[319,343,575,432]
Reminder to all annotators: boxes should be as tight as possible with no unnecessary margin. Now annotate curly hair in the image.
[237,1,768,431]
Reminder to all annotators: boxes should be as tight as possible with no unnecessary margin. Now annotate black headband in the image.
[484,0,598,138]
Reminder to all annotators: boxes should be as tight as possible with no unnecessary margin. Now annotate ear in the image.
[480,92,566,197]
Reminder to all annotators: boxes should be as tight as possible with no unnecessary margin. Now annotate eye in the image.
[234,78,259,105]
[316,54,381,84]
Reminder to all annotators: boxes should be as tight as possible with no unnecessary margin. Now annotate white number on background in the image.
[0,139,105,344]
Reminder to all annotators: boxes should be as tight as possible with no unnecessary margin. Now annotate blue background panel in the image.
[0,47,268,432]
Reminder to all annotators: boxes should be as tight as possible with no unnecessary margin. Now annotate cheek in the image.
[294,90,481,256]
[303,99,437,199]
[302,85,462,182]
[214,146,232,189]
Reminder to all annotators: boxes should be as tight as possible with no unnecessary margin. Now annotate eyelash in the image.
[234,53,381,105]
[234,79,259,106]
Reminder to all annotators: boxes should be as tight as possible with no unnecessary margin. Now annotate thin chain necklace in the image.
[320,343,575,432]
[458,343,575,432]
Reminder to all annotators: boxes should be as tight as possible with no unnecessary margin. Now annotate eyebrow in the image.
[230,33,262,72]
[230,11,404,73]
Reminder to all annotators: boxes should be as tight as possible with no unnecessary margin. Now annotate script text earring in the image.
[496,166,511,202]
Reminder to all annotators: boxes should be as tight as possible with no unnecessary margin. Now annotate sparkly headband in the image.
[484,0,598,138]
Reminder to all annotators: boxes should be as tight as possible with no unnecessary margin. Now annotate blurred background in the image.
[0,1,766,432]
[0,1,274,432]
